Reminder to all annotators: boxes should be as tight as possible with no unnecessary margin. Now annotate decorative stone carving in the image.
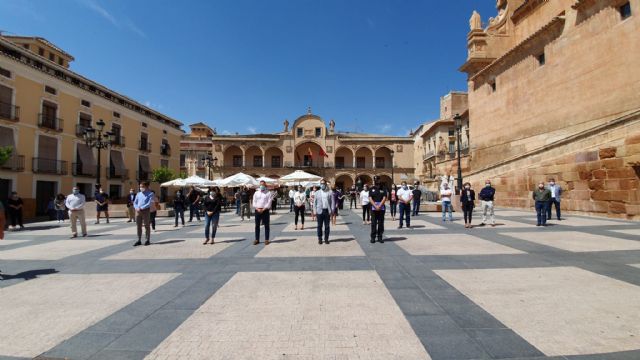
[329,119,335,132]
[215,144,222,152]
[470,11,482,30]
[396,145,403,152]
[327,146,333,153]
[283,119,289,132]
[286,146,292,153]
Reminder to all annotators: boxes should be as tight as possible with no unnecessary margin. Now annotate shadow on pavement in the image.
[0,268,59,281]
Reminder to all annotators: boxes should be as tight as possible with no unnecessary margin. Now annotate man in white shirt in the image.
[313,179,334,245]
[396,181,413,229]
[441,183,453,221]
[546,178,563,221]
[293,187,307,230]
[360,185,370,224]
[65,186,87,238]
[253,180,273,245]
[288,188,296,213]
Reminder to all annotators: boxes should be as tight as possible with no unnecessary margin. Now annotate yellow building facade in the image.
[0,35,183,219]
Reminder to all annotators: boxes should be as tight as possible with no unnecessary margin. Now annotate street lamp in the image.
[453,113,463,194]
[205,156,218,180]
[390,150,395,185]
[83,119,113,188]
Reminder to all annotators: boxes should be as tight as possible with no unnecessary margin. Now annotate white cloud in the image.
[221,130,232,135]
[143,100,163,110]
[247,126,257,134]
[77,0,146,38]
[377,124,392,133]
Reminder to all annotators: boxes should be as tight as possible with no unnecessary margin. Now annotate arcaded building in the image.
[460,0,640,219]
[205,109,415,190]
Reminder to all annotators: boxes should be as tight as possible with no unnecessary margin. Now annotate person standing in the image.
[133,181,153,246]
[94,187,110,224]
[337,188,345,210]
[149,190,160,232]
[7,192,24,230]
[460,182,476,228]
[65,186,87,238]
[270,189,278,214]
[187,186,201,222]
[314,179,334,245]
[253,180,272,245]
[389,184,398,221]
[234,188,241,216]
[309,186,317,221]
[288,187,296,213]
[397,181,413,229]
[126,188,136,223]
[479,180,496,227]
[369,176,388,244]
[533,182,551,227]
[330,184,340,226]
[546,178,562,221]
[294,186,306,230]
[411,182,422,216]
[349,185,358,209]
[54,194,66,223]
[441,183,453,221]
[360,185,371,224]
[203,188,222,244]
[173,190,186,227]
[240,186,251,221]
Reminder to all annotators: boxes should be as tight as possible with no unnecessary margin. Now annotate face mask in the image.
[140,187,145,192]
[465,186,470,190]
[485,184,491,188]
[363,188,368,191]
[177,192,181,195]
[550,182,555,186]
[130,191,134,194]
[260,185,266,191]
[73,189,79,195]
[321,184,327,190]
[539,185,544,189]
[403,185,408,190]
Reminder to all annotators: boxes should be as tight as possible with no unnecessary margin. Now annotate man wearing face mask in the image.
[532,181,552,226]
[133,181,154,246]
[313,179,334,245]
[546,178,562,221]
[349,185,358,209]
[94,186,110,224]
[126,188,136,223]
[253,180,273,245]
[396,181,413,229]
[479,180,496,227]
[173,190,186,227]
[369,176,388,244]
[65,186,87,238]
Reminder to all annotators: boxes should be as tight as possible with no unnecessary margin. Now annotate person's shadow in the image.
[0,268,59,281]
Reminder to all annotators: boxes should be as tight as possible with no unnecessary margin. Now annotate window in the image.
[180,154,186,167]
[620,2,632,20]
[44,85,57,95]
[232,155,242,167]
[490,81,496,92]
[271,156,281,168]
[161,159,169,168]
[448,128,455,136]
[111,124,122,145]
[297,128,303,137]
[303,155,312,167]
[315,127,322,137]
[336,157,345,168]
[142,122,147,128]
[38,47,44,56]
[0,67,10,78]
[537,52,546,66]
[49,53,55,62]
[81,100,91,107]
[58,58,64,66]
[253,155,263,167]
[375,157,385,168]
[113,111,121,118]
[449,141,455,154]
[356,157,365,168]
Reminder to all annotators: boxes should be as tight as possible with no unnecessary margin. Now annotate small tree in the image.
[151,167,178,202]
[0,146,12,167]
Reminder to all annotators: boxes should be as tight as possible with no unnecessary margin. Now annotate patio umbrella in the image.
[280,170,322,183]
[160,178,186,187]
[219,172,259,188]
[256,176,280,189]
[182,175,217,187]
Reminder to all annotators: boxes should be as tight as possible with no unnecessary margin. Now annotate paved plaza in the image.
[0,208,639,360]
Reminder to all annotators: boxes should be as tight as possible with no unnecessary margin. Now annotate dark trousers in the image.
[175,208,185,226]
[189,204,200,221]
[398,202,411,227]
[150,211,157,230]
[255,209,270,241]
[316,209,330,241]
[371,209,385,241]
[412,199,421,216]
[462,203,474,224]
[535,201,548,225]
[362,206,370,222]
[235,199,241,215]
[56,209,66,221]
[205,212,220,239]
[389,201,397,218]
[547,199,561,220]
[8,209,23,227]
[350,197,357,209]
[294,205,305,225]
[290,198,295,212]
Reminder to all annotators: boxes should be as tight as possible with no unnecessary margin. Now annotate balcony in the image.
[106,166,129,180]
[423,151,435,161]
[138,140,151,152]
[0,102,19,122]
[136,170,149,181]
[38,114,64,132]
[160,146,171,157]
[72,162,96,177]
[0,154,25,171]
[112,135,125,147]
[75,124,90,137]
[32,157,67,175]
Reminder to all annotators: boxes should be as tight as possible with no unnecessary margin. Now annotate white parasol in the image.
[219,172,259,188]
[160,178,185,187]
[280,170,322,183]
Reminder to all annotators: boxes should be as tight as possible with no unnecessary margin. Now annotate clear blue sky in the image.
[1,0,496,136]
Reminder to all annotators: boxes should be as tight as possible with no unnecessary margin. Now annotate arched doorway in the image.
[355,147,373,169]
[375,147,393,169]
[223,145,243,168]
[264,147,284,168]
[335,147,354,169]
[245,146,263,168]
[294,142,325,168]
[334,174,353,191]
[355,174,372,191]
[376,174,393,190]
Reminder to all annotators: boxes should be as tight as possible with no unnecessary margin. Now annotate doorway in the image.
[35,180,56,216]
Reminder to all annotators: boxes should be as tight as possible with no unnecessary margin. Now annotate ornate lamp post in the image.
[453,113,463,194]
[205,156,218,180]
[83,119,113,188]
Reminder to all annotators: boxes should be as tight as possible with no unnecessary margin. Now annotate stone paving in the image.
[0,207,639,360]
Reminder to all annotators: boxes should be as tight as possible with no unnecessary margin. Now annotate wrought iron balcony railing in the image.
[32,157,67,175]
[38,114,64,131]
[0,101,19,122]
